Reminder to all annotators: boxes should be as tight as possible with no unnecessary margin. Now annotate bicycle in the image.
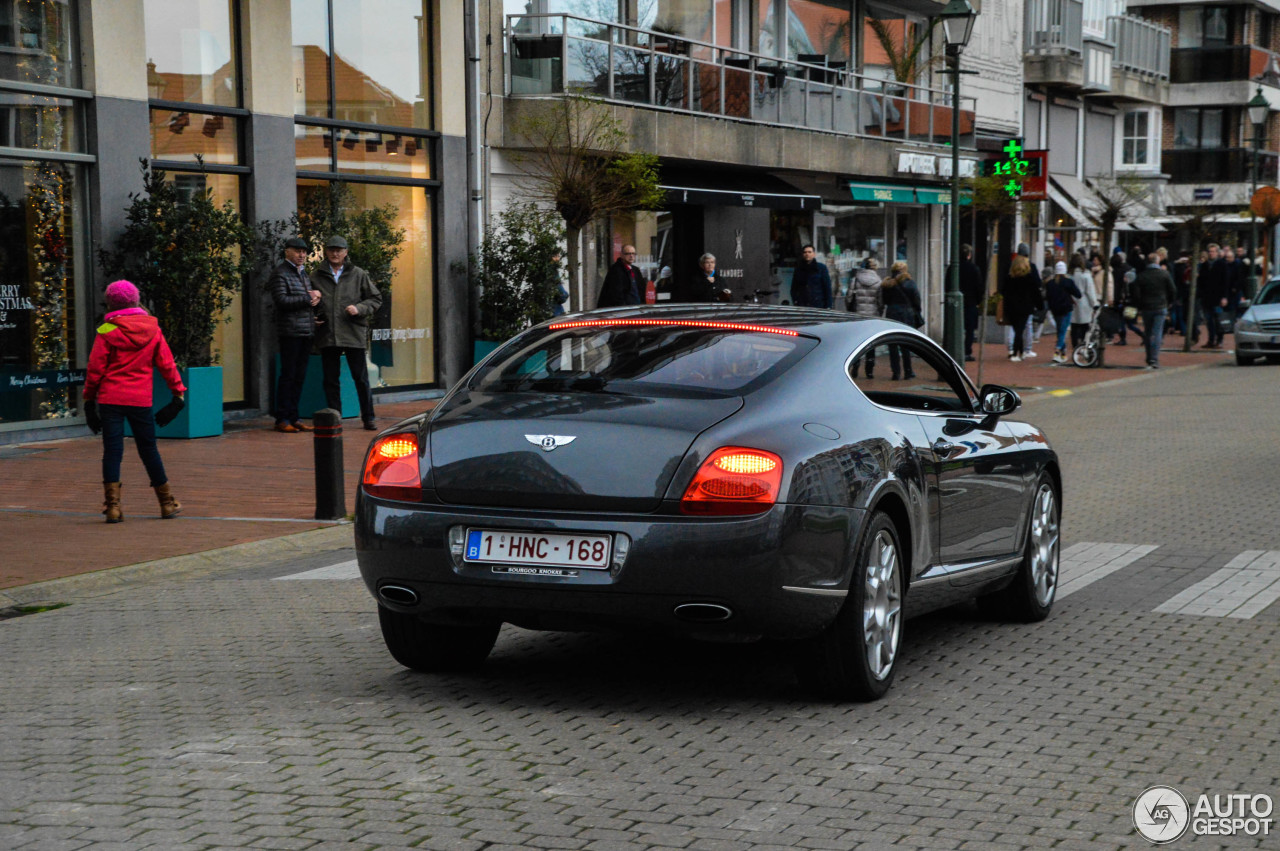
[1072,304,1122,368]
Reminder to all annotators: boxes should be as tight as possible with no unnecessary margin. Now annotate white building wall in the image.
[964,0,1024,138]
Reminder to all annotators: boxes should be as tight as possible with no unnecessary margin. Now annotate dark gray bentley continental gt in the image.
[356,305,1061,700]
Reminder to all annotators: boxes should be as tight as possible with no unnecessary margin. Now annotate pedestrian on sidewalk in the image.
[1045,260,1082,363]
[1003,254,1043,363]
[1128,252,1176,368]
[270,236,322,433]
[82,280,185,523]
[1198,243,1227,349]
[1070,255,1100,350]
[959,244,984,362]
[881,260,920,379]
[1005,243,1041,359]
[791,245,833,308]
[847,258,884,378]
[312,235,382,431]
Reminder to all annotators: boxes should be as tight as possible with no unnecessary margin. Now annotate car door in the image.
[850,334,1025,579]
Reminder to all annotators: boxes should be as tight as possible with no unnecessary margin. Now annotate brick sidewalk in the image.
[0,401,434,590]
[0,338,1234,592]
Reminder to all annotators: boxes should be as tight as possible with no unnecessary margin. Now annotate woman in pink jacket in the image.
[82,281,186,523]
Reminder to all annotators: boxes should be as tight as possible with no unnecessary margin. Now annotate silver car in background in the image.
[1235,279,1280,366]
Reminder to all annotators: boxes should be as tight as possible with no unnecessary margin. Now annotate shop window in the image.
[292,0,432,130]
[143,0,239,108]
[149,108,240,165]
[297,179,436,388]
[0,161,83,425]
[0,95,80,152]
[0,0,77,87]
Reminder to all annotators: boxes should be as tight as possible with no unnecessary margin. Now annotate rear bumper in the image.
[355,493,865,641]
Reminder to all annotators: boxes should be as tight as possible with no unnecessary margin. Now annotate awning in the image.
[1126,216,1165,232]
[913,187,972,205]
[848,182,916,203]
[1049,174,1105,224]
[1047,179,1093,226]
[660,169,820,210]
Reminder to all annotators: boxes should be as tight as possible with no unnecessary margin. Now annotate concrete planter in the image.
[127,366,222,439]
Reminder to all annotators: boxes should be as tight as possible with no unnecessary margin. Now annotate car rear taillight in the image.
[680,447,783,515]
[362,433,422,501]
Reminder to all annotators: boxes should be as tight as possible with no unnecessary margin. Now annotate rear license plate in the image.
[464,529,612,569]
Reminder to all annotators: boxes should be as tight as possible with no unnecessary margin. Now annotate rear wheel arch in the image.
[870,492,912,590]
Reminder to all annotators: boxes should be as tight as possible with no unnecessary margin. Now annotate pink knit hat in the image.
[104,280,140,310]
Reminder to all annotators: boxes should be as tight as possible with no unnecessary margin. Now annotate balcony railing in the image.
[1163,147,1279,183]
[1025,0,1085,56]
[1170,45,1277,84]
[506,13,976,150]
[1108,15,1170,78]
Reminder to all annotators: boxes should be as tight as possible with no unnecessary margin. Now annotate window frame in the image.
[1117,107,1160,172]
[846,331,979,415]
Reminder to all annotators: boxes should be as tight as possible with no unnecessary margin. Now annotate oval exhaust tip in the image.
[378,584,419,606]
[673,602,732,623]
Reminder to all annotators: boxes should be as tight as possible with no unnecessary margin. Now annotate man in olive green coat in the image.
[311,235,382,430]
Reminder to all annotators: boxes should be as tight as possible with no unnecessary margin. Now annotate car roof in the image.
[549,304,911,346]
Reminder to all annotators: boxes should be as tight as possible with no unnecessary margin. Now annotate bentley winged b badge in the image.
[525,434,577,452]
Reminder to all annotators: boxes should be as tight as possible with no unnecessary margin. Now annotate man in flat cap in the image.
[311,236,382,430]
[270,236,322,433]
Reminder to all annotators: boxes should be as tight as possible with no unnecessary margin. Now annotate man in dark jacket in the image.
[1128,253,1177,368]
[1197,243,1227,349]
[790,245,833,308]
[959,244,984,362]
[312,235,382,430]
[270,236,321,433]
[597,245,645,307]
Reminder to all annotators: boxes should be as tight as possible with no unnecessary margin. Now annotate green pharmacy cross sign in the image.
[983,137,1040,198]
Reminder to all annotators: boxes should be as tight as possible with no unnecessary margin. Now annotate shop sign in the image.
[1194,187,1215,201]
[0,284,35,330]
[371,327,431,342]
[848,183,916,203]
[937,158,978,179]
[2,369,87,394]
[897,152,937,175]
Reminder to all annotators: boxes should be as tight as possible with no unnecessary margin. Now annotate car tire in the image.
[1236,353,1257,366]
[979,473,1059,623]
[796,512,904,702]
[378,606,500,672]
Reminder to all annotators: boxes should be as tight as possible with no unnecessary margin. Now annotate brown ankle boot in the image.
[103,482,123,523]
[154,482,182,519]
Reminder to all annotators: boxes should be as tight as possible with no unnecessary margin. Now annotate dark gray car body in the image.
[355,304,1060,642]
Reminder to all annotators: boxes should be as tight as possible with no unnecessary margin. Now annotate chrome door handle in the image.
[932,438,956,456]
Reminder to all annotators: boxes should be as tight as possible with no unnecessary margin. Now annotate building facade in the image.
[485,0,985,334]
[0,0,469,440]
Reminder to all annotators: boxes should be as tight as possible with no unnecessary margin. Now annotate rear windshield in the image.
[472,323,816,396]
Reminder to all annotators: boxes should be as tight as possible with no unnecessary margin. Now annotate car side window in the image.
[849,337,978,414]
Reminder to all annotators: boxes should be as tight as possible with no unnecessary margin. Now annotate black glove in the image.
[155,395,186,427]
[84,400,101,435]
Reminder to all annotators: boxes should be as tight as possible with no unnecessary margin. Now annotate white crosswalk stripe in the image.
[1057,542,1158,599]
[273,560,360,581]
[1154,551,1280,619]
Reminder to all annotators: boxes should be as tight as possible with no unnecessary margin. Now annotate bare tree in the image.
[1082,176,1152,306]
[511,98,665,312]
[1167,202,1227,353]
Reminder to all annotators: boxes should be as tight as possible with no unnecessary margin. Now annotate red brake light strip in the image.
[548,318,799,337]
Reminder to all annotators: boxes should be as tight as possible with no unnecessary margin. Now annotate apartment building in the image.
[1,0,468,440]
[1020,0,1171,261]
[1130,0,1280,256]
[484,0,991,332]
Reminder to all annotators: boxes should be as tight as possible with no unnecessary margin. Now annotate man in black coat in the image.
[959,244,984,362]
[790,245,833,308]
[1198,243,1227,348]
[597,245,645,308]
[270,236,321,433]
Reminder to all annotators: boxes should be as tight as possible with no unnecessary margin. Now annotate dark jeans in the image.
[1201,303,1224,346]
[888,344,914,379]
[1142,310,1167,366]
[320,346,375,424]
[1070,322,1090,348]
[275,336,313,425]
[100,404,168,486]
[1007,311,1031,357]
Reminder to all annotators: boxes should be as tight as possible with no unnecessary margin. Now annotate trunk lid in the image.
[428,390,742,511]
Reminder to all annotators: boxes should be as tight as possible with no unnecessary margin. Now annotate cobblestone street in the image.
[2,363,1278,850]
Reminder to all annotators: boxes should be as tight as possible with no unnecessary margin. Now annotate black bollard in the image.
[313,408,346,520]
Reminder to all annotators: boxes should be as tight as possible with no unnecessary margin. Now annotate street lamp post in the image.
[1247,86,1270,301]
[940,0,977,363]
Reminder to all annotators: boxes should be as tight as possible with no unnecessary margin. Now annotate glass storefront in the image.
[294,0,439,390]
[0,161,85,427]
[0,0,77,87]
[145,0,247,404]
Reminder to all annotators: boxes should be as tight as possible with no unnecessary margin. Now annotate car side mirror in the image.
[979,384,1020,417]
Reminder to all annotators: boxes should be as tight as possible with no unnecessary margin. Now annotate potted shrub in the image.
[467,203,566,362]
[255,182,405,418]
[100,160,253,437]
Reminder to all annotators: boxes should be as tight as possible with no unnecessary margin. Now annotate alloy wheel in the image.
[862,530,903,681]
[1028,485,1059,606]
